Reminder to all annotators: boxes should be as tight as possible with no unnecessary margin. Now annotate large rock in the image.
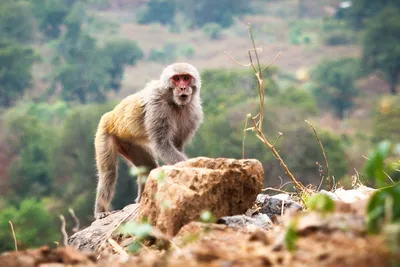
[138,157,264,236]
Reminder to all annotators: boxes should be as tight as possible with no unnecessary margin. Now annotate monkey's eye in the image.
[172,75,180,82]
[183,75,191,81]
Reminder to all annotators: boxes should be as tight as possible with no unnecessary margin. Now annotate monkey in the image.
[93,62,203,219]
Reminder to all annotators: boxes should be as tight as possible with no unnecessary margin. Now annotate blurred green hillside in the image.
[0,0,399,251]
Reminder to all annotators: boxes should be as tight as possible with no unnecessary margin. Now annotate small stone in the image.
[256,194,302,217]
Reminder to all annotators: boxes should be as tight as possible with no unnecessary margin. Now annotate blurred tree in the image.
[50,2,143,103]
[199,68,278,115]
[0,0,35,43]
[101,39,144,92]
[202,23,223,40]
[0,198,59,252]
[345,0,400,30]
[3,110,57,198]
[30,0,77,39]
[362,7,400,95]
[311,58,361,119]
[137,0,176,25]
[0,39,38,107]
[190,0,250,28]
[373,95,400,144]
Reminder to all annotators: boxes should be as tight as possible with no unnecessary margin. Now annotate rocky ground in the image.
[0,157,398,267]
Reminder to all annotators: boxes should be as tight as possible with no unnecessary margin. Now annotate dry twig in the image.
[59,215,68,246]
[242,114,251,159]
[225,24,308,193]
[97,205,140,259]
[108,238,129,256]
[305,120,331,190]
[261,187,289,194]
[9,221,18,252]
[68,208,80,232]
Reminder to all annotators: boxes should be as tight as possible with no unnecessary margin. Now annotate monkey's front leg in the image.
[155,138,188,165]
[149,120,188,165]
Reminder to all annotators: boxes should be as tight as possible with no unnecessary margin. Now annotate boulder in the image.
[138,157,264,236]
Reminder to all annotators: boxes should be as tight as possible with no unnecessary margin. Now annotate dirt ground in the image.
[1,200,398,267]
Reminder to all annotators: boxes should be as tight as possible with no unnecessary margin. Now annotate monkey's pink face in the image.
[171,74,193,106]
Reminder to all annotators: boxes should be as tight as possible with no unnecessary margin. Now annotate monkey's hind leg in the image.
[121,142,158,204]
[94,131,118,219]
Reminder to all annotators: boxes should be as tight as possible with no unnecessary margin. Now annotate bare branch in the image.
[261,187,288,194]
[305,120,331,191]
[248,23,262,72]
[224,51,252,67]
[261,52,282,73]
[9,221,17,252]
[108,238,128,256]
[272,132,283,148]
[59,215,68,247]
[242,114,251,159]
[68,208,80,233]
[225,24,309,195]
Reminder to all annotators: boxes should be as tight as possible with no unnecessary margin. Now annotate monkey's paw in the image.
[95,211,117,220]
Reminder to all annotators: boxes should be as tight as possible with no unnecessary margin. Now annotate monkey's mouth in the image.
[179,94,189,101]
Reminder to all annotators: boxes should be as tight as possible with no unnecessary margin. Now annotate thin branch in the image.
[224,24,308,195]
[305,120,331,191]
[59,215,68,247]
[317,173,325,191]
[262,187,289,194]
[108,238,128,256]
[382,169,395,184]
[224,52,252,67]
[242,114,251,159]
[261,52,282,73]
[272,132,283,148]
[9,221,17,252]
[247,50,258,73]
[279,181,294,190]
[97,205,140,259]
[68,208,80,233]
[248,23,262,72]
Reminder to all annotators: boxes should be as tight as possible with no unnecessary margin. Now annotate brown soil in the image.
[0,222,393,267]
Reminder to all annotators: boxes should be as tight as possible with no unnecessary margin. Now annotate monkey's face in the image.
[170,74,194,106]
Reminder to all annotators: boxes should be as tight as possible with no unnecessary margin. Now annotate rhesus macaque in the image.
[94,62,203,219]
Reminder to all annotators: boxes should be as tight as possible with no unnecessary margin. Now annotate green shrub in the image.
[202,23,222,40]
[148,43,177,63]
[3,108,58,199]
[373,96,400,144]
[311,58,361,119]
[0,198,59,252]
[137,0,176,25]
[190,0,250,28]
[179,44,195,58]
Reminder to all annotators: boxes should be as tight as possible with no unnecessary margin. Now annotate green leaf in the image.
[284,220,298,252]
[120,222,153,239]
[306,193,335,214]
[367,183,400,234]
[200,210,217,223]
